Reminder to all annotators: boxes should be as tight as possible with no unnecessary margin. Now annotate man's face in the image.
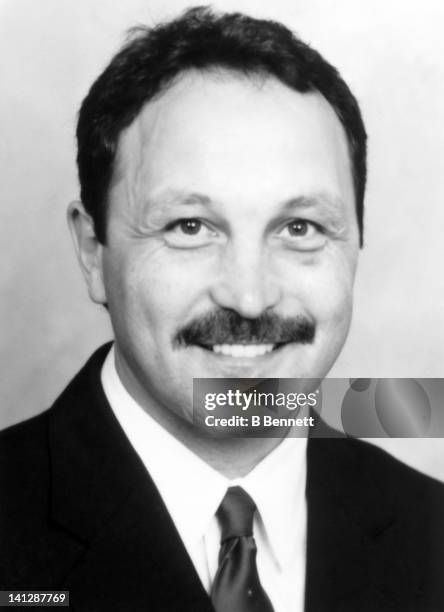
[97,71,359,423]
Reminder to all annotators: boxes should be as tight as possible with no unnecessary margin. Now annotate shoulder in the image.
[308,432,444,518]
[0,345,111,588]
[346,436,443,492]
[0,409,50,494]
[325,433,442,484]
[0,343,111,488]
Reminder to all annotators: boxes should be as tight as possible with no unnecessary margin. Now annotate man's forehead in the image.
[114,70,347,160]
[110,69,354,215]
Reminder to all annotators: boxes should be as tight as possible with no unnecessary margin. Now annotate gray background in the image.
[1,0,443,479]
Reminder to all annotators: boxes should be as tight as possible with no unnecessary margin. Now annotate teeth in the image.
[212,344,274,357]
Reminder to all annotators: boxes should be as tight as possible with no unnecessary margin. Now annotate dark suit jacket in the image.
[1,344,443,611]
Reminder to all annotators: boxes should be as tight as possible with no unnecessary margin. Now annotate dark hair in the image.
[77,6,367,245]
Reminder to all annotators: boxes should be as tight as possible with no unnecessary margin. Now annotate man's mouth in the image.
[211,343,276,357]
[193,342,288,358]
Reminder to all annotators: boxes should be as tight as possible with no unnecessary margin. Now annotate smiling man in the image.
[71,66,358,461]
[1,7,443,612]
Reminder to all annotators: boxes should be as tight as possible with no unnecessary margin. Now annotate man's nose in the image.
[210,243,282,319]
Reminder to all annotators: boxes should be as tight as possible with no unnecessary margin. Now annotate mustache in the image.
[174,309,315,347]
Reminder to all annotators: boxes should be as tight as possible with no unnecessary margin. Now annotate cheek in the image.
[316,273,353,324]
[281,250,356,325]
[107,247,214,331]
[315,262,355,332]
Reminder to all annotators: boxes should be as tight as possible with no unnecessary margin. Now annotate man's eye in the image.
[279,219,326,250]
[164,218,217,248]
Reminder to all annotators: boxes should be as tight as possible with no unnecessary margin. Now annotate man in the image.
[1,7,443,611]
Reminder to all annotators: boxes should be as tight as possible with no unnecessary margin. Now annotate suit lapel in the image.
[304,435,431,611]
[48,344,213,611]
[305,437,374,610]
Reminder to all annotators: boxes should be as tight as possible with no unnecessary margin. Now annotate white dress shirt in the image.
[101,345,307,612]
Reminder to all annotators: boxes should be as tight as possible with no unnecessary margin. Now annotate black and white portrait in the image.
[1,1,443,610]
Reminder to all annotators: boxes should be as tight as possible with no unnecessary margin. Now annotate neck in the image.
[171,424,287,478]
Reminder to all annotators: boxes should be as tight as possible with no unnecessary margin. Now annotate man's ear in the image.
[67,201,107,305]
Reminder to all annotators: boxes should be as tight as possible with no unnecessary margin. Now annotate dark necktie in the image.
[211,486,275,612]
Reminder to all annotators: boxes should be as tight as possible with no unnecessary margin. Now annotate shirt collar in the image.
[101,344,307,568]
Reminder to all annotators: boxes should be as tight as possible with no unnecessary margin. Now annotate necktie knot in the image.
[217,486,256,542]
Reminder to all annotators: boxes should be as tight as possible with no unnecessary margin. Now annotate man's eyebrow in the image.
[280,193,347,223]
[146,191,213,209]
[150,191,344,209]
[281,193,345,213]
[144,190,348,227]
